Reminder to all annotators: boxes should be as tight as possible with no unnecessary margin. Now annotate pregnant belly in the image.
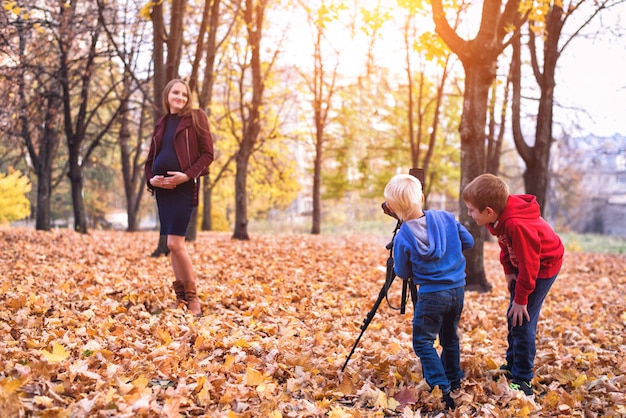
[152,153,180,175]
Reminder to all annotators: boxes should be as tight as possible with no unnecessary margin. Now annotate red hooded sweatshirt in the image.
[486,194,564,305]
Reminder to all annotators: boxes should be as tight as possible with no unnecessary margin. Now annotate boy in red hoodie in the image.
[462,174,564,397]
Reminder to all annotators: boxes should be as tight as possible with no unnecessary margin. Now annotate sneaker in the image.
[442,392,455,410]
[509,379,533,396]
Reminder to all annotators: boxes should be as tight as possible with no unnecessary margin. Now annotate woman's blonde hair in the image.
[383,174,423,221]
[161,78,210,137]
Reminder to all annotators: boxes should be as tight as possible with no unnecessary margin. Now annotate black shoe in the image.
[442,392,455,410]
[493,364,512,381]
[509,379,533,396]
[450,379,462,391]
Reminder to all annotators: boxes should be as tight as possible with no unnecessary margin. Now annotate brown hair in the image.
[462,173,509,214]
[161,79,210,137]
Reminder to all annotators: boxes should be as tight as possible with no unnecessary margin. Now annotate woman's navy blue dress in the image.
[152,115,194,236]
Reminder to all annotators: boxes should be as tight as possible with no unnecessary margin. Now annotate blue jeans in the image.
[412,286,464,394]
[506,273,558,381]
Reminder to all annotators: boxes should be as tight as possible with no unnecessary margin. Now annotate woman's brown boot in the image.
[172,280,187,307]
[184,281,202,317]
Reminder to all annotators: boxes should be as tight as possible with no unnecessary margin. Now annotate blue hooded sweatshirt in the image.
[393,210,474,293]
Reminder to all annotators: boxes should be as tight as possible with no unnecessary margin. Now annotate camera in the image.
[382,168,425,220]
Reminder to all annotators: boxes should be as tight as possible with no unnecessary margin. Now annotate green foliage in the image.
[0,169,31,225]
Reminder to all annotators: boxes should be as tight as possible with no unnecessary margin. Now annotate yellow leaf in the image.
[195,375,206,391]
[327,407,353,418]
[131,375,149,391]
[245,367,264,386]
[3,2,16,12]
[543,391,560,408]
[224,354,235,368]
[375,389,388,408]
[486,357,498,370]
[39,342,70,363]
[197,384,211,406]
[0,377,22,395]
[234,338,250,348]
[387,396,400,410]
[33,395,54,408]
[157,328,172,344]
[572,373,587,389]
[194,334,206,349]
[515,406,531,417]
[138,2,154,20]
[337,376,354,395]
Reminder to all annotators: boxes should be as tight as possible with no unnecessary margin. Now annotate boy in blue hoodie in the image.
[384,174,474,410]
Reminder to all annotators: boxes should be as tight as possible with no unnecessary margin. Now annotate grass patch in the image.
[559,232,626,255]
[251,220,626,256]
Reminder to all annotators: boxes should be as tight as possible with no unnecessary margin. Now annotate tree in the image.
[297,0,345,235]
[144,0,195,253]
[511,0,621,214]
[190,0,225,232]
[2,3,66,231]
[0,169,31,225]
[97,0,153,232]
[231,0,271,240]
[144,0,235,252]
[399,0,458,205]
[429,0,525,291]
[53,0,130,233]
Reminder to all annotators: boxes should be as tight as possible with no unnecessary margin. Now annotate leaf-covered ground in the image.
[1,229,625,418]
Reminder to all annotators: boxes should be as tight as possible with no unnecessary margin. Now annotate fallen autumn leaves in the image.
[0,229,625,417]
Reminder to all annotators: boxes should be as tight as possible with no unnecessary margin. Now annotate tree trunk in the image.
[458,63,495,292]
[151,235,170,257]
[201,177,212,230]
[35,88,61,231]
[307,12,338,235]
[16,18,60,232]
[118,83,138,232]
[232,0,266,240]
[517,5,563,213]
[233,153,251,240]
[35,171,52,231]
[68,154,88,233]
[150,0,166,116]
[311,128,323,235]
[187,208,198,241]
[430,0,523,292]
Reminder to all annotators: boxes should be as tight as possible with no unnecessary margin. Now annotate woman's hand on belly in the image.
[150,175,177,189]
[166,171,191,186]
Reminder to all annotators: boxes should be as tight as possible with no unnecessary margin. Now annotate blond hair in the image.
[384,174,423,221]
[462,173,509,213]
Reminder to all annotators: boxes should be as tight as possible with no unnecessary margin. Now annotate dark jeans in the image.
[412,286,464,394]
[506,273,558,381]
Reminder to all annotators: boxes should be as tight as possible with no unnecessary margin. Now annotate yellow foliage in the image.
[0,169,31,225]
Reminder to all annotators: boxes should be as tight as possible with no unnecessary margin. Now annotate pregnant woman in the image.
[144,79,214,316]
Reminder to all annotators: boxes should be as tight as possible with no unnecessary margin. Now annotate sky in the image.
[556,13,626,138]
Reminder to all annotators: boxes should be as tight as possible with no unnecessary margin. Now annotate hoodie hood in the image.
[403,210,465,261]
[489,194,540,235]
[393,209,474,293]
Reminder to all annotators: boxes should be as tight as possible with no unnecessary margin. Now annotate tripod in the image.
[341,220,416,372]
